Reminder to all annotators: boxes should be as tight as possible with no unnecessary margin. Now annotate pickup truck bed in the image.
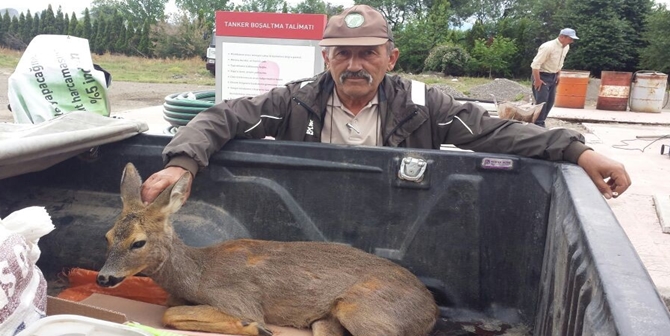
[1,133,669,335]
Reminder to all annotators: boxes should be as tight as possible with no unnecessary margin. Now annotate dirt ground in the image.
[0,66,585,132]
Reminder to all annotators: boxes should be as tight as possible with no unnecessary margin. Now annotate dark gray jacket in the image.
[164,72,589,176]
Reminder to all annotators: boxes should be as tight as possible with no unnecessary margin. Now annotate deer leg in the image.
[311,316,346,336]
[163,305,272,336]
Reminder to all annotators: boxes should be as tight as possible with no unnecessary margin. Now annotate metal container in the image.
[630,71,668,113]
[555,70,590,109]
[597,71,632,111]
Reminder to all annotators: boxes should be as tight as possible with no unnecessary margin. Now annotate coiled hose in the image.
[162,90,216,134]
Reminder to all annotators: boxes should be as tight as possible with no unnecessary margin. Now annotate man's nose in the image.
[347,56,363,71]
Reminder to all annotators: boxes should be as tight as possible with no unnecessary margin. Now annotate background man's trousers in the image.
[532,72,558,127]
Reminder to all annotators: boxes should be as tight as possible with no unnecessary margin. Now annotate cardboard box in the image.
[46,294,313,336]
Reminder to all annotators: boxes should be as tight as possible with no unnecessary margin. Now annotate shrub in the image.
[423,44,471,76]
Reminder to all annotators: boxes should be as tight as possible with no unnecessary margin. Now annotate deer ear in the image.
[120,163,143,207]
[150,171,191,215]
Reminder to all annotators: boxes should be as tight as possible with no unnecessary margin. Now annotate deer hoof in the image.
[240,321,273,336]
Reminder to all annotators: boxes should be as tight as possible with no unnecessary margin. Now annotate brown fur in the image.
[97,163,439,336]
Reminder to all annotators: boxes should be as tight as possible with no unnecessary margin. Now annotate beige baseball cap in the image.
[319,5,394,47]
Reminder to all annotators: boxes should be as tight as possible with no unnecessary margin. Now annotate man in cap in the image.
[141,7,629,203]
[531,28,579,127]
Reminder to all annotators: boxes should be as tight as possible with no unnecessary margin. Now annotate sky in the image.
[1,0,668,18]
[1,0,356,17]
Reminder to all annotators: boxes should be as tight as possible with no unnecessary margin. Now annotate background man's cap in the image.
[319,5,393,47]
[560,28,579,39]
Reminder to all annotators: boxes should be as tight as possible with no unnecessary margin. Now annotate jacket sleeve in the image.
[428,87,591,163]
[162,87,292,176]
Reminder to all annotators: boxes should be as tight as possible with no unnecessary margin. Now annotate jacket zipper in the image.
[383,110,419,145]
[292,97,319,118]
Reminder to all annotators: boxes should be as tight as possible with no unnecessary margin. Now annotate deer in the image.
[97,162,439,336]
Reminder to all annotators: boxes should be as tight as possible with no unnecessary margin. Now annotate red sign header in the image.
[216,11,328,40]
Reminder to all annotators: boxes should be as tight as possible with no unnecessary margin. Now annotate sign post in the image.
[214,11,328,103]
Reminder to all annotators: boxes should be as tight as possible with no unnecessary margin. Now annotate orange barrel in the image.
[597,71,632,111]
[554,70,590,108]
[630,71,668,113]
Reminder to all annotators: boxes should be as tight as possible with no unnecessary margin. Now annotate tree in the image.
[497,16,541,78]
[23,10,33,43]
[138,20,152,57]
[55,6,66,35]
[292,0,328,14]
[174,0,233,27]
[125,21,139,55]
[31,13,40,38]
[82,8,93,40]
[91,0,122,20]
[619,0,653,71]
[119,0,168,27]
[639,4,670,73]
[95,16,110,54]
[354,0,426,31]
[69,13,79,36]
[64,13,70,35]
[556,0,635,75]
[41,5,57,34]
[470,37,517,78]
[237,0,285,12]
[153,13,209,58]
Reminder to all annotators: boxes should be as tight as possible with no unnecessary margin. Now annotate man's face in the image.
[559,35,575,47]
[322,44,399,100]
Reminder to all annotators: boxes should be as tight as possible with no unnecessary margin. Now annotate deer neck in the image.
[147,235,205,298]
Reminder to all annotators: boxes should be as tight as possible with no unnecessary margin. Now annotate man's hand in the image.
[141,166,193,205]
[577,150,631,199]
[533,79,545,91]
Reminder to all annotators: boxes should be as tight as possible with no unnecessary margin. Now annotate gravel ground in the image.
[468,79,533,103]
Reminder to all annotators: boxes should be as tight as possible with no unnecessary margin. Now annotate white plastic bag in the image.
[8,35,111,124]
[0,207,55,335]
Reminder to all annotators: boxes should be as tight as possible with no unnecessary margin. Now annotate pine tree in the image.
[64,13,70,35]
[31,13,40,38]
[0,11,4,47]
[55,6,65,35]
[95,17,108,54]
[138,20,152,57]
[17,13,26,43]
[125,21,137,56]
[41,5,57,34]
[24,10,33,43]
[69,13,78,36]
[90,19,99,52]
[83,8,92,40]
[1,10,11,44]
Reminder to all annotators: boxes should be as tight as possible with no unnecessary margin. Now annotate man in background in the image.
[531,28,578,127]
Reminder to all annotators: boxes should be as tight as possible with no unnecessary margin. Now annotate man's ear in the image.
[322,49,330,70]
[387,47,400,72]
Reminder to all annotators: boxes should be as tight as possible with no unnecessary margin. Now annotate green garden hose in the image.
[162,90,216,129]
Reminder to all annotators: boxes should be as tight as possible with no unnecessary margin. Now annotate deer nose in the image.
[97,274,126,287]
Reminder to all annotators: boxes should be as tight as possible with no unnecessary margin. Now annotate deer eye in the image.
[131,240,146,249]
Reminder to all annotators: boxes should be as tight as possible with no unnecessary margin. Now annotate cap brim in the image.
[318,37,389,47]
[572,36,579,39]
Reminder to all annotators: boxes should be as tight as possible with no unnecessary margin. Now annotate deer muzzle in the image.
[96,273,126,287]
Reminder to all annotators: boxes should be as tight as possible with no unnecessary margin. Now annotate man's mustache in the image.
[339,70,373,84]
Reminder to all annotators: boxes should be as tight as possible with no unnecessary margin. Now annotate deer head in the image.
[97,162,190,288]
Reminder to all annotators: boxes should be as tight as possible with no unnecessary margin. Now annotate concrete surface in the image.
[579,122,670,307]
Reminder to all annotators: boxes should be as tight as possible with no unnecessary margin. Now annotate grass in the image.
[1,47,532,93]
